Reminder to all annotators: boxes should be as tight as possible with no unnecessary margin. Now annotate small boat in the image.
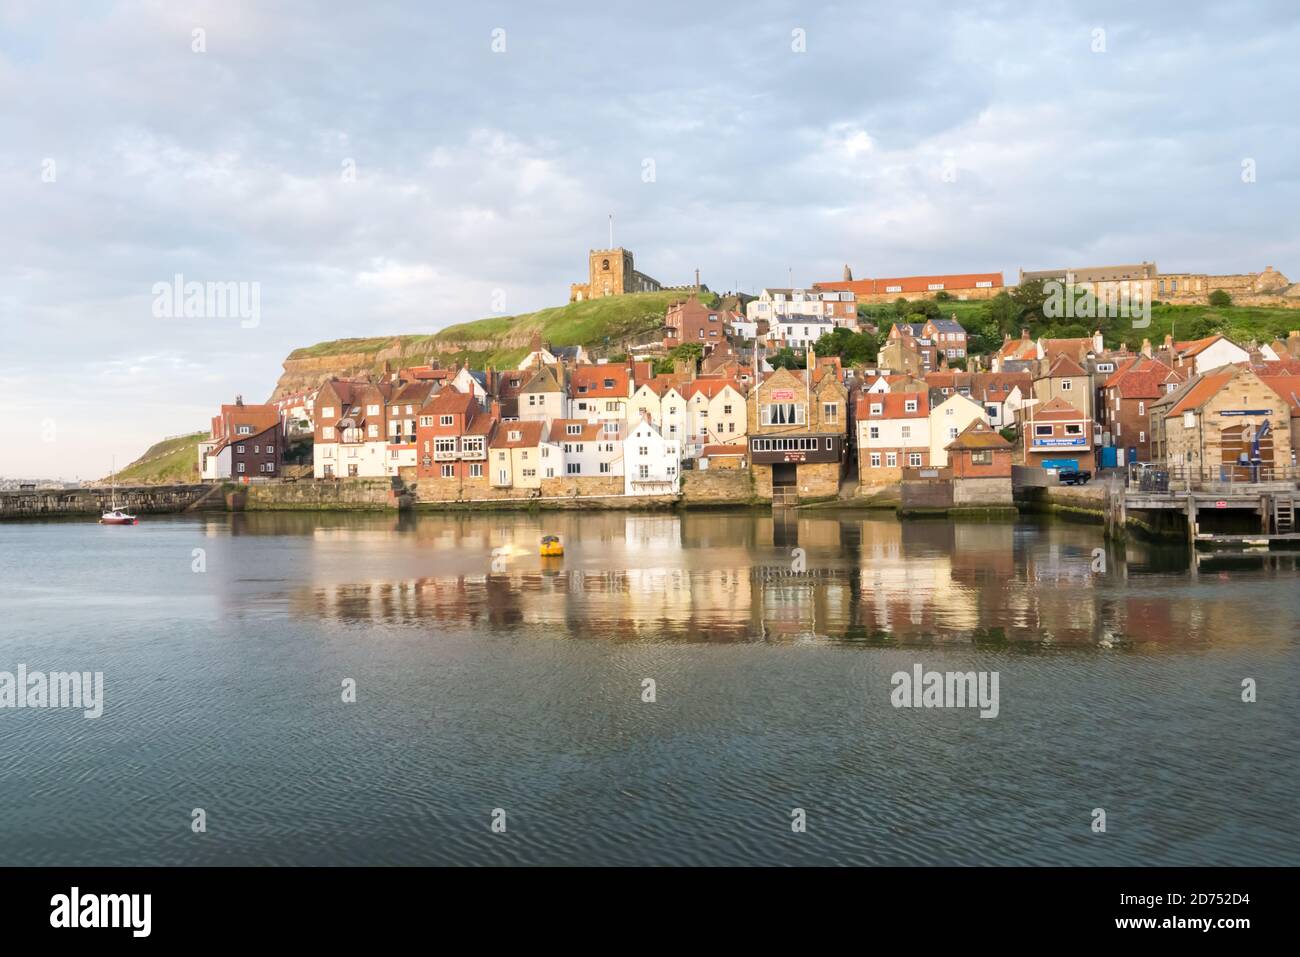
[100,458,138,525]
[539,535,564,557]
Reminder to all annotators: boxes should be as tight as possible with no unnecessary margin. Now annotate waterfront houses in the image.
[623,416,680,496]
[200,397,285,480]
[385,380,436,475]
[543,418,622,479]
[748,366,847,502]
[489,420,545,491]
[415,387,494,490]
[856,391,930,485]
[313,378,392,478]
[518,363,565,422]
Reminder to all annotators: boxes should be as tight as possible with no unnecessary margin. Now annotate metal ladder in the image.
[1274,496,1295,534]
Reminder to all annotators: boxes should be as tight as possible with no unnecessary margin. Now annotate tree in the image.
[1208,289,1232,308]
[1011,278,1049,320]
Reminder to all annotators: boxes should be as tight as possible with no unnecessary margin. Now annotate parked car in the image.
[1057,468,1092,486]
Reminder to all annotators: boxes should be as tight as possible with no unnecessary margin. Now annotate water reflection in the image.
[197,510,1300,650]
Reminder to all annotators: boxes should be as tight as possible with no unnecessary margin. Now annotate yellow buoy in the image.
[539,535,564,557]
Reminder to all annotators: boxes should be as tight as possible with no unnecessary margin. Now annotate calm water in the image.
[0,509,1297,866]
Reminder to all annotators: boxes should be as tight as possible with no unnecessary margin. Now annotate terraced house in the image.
[567,364,633,423]
[855,391,930,485]
[200,397,284,481]
[415,387,495,495]
[313,378,393,478]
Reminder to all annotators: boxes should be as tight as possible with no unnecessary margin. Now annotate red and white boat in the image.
[99,460,138,525]
[100,508,137,526]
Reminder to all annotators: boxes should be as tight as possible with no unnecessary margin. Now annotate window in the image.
[1139,431,1146,443]
[886,452,897,467]
[638,464,650,479]
[870,403,882,416]
[870,452,881,467]
[823,402,838,423]
[237,425,252,435]
[323,427,335,440]
[639,446,648,456]
[321,407,335,419]
[236,463,245,473]
[723,405,732,415]
[441,464,454,478]
[419,416,432,427]
[763,403,804,425]
[1064,424,1083,436]
[567,424,581,435]
[566,463,581,475]
[901,425,911,440]
[253,445,260,454]
[367,424,378,438]
[904,399,917,413]
[869,426,879,440]
[600,462,610,473]
[236,445,245,453]
[1061,380,1072,391]
[971,450,993,466]
[366,405,380,416]
[498,451,506,461]
[498,469,508,484]
[435,438,456,456]
[439,415,453,426]
[509,430,521,442]
[1138,401,1145,415]
[908,453,922,467]
[470,463,483,478]
[1036,424,1053,437]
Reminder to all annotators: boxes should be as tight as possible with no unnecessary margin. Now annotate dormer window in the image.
[509,430,521,442]
[870,403,882,416]
[566,424,581,435]
[904,400,917,413]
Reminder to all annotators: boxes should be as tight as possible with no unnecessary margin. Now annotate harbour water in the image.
[1,509,1296,865]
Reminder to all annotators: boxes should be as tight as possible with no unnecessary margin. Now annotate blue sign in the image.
[1033,437,1087,447]
[1220,409,1272,416]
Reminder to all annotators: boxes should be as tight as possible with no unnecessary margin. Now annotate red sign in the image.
[771,389,795,400]
[1215,500,1228,509]
[784,452,806,463]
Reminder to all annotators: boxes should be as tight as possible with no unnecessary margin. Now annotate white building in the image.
[771,317,836,351]
[623,417,680,496]
[542,419,623,480]
[928,392,988,467]
[746,288,856,327]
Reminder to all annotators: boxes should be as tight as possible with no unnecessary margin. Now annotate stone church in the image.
[569,247,662,302]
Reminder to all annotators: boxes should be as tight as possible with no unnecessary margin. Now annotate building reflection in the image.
[197,508,1295,650]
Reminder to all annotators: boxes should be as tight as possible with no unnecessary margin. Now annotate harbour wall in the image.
[0,484,215,520]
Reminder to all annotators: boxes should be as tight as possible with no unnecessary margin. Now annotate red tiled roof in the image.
[1166,372,1234,417]
[1259,375,1300,417]
[424,386,475,415]
[546,419,604,442]
[856,391,929,419]
[816,273,1002,295]
[681,378,742,400]
[490,420,544,448]
[945,419,1012,451]
[568,365,631,398]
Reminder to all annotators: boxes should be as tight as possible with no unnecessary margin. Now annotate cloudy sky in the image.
[2,0,1297,478]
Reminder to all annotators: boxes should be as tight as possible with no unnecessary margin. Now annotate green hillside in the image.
[109,432,206,485]
[288,289,714,371]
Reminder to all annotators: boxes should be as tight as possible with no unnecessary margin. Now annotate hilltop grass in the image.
[433,289,715,347]
[289,290,716,366]
[110,432,206,485]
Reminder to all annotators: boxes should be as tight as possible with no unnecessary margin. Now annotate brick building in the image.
[199,397,284,481]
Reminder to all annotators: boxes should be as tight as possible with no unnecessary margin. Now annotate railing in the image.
[1126,463,1300,493]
